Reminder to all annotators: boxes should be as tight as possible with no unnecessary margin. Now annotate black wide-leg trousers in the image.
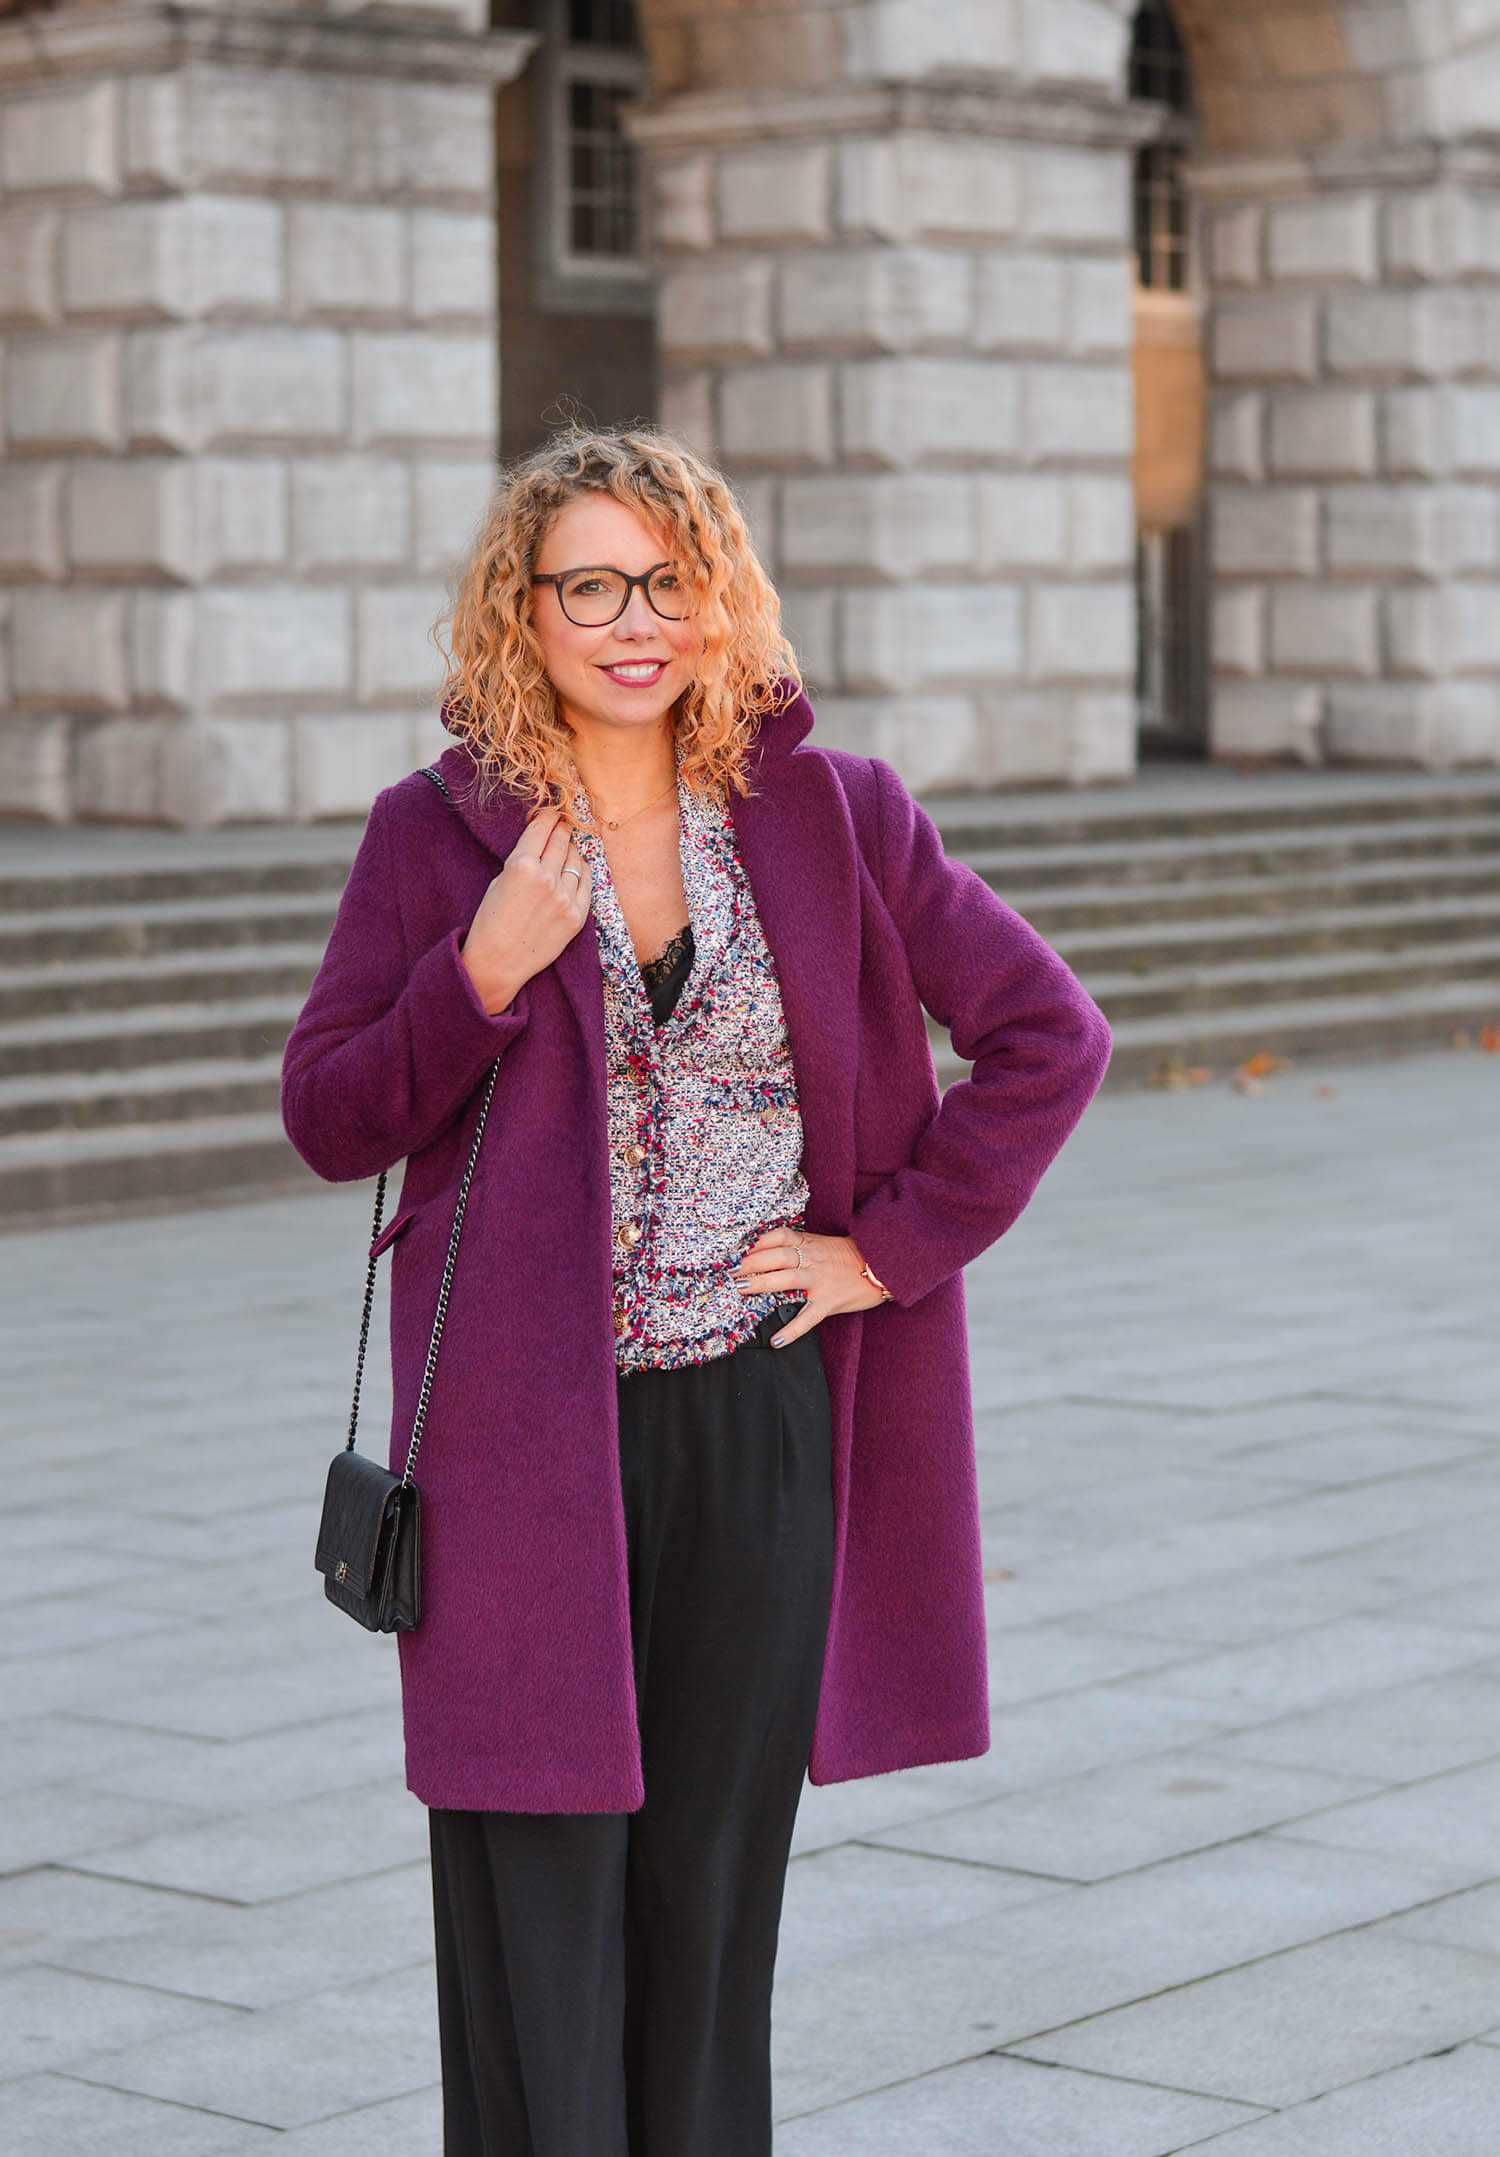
[428,1302,835,2157]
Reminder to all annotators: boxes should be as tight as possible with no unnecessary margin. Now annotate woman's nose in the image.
[614,586,660,637]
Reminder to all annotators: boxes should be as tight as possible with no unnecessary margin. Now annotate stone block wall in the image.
[636,89,1143,791]
[1203,169,1500,768]
[0,5,530,824]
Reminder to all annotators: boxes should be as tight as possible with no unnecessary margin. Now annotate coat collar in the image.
[430,685,817,865]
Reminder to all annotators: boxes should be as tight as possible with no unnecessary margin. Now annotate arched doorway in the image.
[1130,0,1208,756]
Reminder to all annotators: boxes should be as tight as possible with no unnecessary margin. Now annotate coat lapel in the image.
[728,698,861,1235]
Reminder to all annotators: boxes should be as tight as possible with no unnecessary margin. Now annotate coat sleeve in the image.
[281,787,531,1182]
[847,758,1111,1307]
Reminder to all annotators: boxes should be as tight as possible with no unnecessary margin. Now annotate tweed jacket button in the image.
[617,1221,642,1249]
[624,1142,647,1166]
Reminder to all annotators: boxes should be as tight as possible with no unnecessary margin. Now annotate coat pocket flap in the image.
[369,1207,418,1259]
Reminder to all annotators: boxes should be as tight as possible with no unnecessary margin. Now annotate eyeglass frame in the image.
[531,560,692,627]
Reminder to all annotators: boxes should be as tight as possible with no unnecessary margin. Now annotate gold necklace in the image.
[581,773,678,833]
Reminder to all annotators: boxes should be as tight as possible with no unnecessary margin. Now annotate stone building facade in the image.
[1,0,1499,822]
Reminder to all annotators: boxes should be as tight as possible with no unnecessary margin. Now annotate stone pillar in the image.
[1201,159,1500,771]
[0,4,534,825]
[632,80,1148,793]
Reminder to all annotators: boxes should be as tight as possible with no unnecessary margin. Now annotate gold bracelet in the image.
[858,1258,892,1304]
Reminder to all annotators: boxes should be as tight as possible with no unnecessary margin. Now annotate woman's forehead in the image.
[536,493,673,568]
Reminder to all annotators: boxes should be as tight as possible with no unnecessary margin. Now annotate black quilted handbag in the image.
[314,1059,499,1632]
[313,760,499,1633]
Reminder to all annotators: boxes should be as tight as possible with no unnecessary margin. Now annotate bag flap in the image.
[315,1450,402,1598]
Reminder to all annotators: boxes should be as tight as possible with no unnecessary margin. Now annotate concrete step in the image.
[0,890,339,968]
[0,940,327,1022]
[0,1111,317,1226]
[965,812,1500,892]
[1004,852,1500,931]
[1050,892,1500,973]
[0,1054,285,1139]
[0,995,301,1080]
[1082,933,1500,1023]
[933,975,1500,1087]
[925,766,1500,850]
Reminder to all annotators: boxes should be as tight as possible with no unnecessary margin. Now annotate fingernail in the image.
[771,1333,785,1347]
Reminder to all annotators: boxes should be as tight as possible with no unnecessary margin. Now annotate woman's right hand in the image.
[459,805,593,1014]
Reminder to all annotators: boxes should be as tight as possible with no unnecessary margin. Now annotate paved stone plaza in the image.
[3,1046,1499,2154]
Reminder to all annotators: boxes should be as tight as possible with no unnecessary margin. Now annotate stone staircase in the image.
[0,825,358,1222]
[924,764,1500,1086]
[3,764,1499,1221]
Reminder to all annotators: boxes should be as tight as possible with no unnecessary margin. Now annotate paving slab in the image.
[67,1776,428,1905]
[1105,1611,1500,1723]
[1012,1926,1500,2107]
[79,1705,407,1814]
[55,1860,434,2011]
[0,1961,244,2081]
[778,1843,1064,1977]
[1199,1664,1500,1784]
[769,1834,1472,2116]
[1174,2041,1500,2154]
[69,1960,439,2131]
[1279,1756,1500,1880]
[774,2051,1259,2153]
[0,2073,278,2157]
[866,1746,1377,1881]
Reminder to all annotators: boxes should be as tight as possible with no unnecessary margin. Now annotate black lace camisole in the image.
[639,922,694,1027]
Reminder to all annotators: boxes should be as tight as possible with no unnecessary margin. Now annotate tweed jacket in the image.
[569,747,811,1371]
[281,689,1112,1811]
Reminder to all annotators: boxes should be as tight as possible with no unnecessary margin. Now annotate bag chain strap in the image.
[345,761,497,1488]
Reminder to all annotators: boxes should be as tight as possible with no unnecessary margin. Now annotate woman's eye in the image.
[568,577,611,596]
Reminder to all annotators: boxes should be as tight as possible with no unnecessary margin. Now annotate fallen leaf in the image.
[1238,1050,1289,1079]
[982,1567,1014,1583]
[1481,1025,1500,1054]
[1184,1066,1214,1086]
[1316,1084,1335,1099]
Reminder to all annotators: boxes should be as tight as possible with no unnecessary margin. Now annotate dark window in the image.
[1130,1,1193,293]
[1129,0,1192,114]
[566,80,639,257]
[568,0,639,50]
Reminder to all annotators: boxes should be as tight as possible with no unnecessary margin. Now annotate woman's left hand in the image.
[731,1228,888,1346]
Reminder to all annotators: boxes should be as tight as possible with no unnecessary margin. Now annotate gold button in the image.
[624,1143,647,1166]
[617,1221,642,1249]
[614,1309,627,1336]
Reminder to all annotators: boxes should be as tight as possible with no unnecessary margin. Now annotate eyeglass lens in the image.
[556,566,691,625]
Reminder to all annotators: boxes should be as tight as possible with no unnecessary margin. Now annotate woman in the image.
[281,426,1111,2157]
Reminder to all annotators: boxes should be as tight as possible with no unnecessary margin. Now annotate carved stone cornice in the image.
[1191,136,1500,202]
[0,4,537,89]
[628,81,1162,157]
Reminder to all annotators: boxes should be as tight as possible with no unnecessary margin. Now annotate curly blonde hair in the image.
[436,426,801,811]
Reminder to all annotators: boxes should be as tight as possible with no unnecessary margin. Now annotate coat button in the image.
[614,1309,628,1336]
[617,1221,642,1249]
[624,1143,647,1166]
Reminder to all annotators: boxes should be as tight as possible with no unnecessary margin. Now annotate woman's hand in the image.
[731,1228,888,1346]
[460,805,593,1014]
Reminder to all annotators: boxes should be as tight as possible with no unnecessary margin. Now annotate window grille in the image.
[542,0,649,292]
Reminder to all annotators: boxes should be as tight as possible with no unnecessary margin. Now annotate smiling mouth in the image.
[601,661,670,685]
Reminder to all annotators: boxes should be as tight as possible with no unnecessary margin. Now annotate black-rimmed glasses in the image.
[531,561,692,627]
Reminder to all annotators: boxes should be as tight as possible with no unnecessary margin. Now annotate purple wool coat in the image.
[281,691,1111,1811]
